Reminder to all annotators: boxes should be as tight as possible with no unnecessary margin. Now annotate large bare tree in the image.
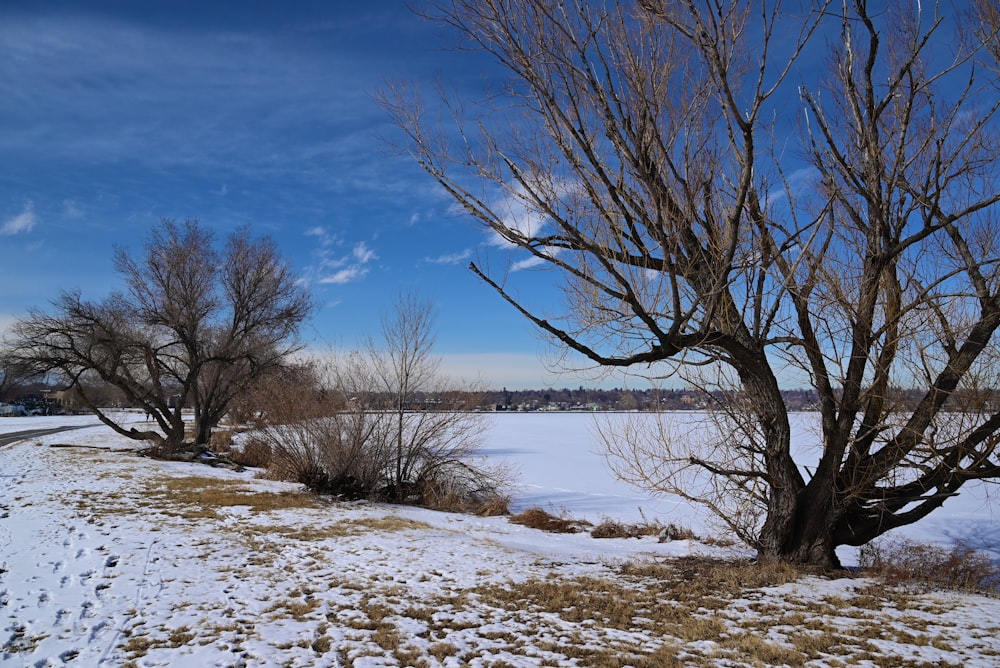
[386,0,1000,566]
[13,219,311,454]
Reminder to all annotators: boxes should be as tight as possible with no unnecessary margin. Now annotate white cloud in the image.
[352,242,377,264]
[511,254,548,272]
[313,240,378,285]
[305,226,336,246]
[320,266,367,285]
[426,249,472,265]
[488,186,548,248]
[0,203,37,236]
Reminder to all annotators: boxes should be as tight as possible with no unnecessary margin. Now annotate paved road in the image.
[0,426,90,448]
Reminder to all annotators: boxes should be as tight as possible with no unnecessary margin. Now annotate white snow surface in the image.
[1,411,999,666]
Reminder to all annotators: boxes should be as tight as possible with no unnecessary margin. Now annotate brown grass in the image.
[509,507,592,533]
[264,515,432,541]
[859,537,1000,594]
[228,436,273,468]
[420,486,511,516]
[590,518,698,540]
[468,556,898,665]
[153,476,323,512]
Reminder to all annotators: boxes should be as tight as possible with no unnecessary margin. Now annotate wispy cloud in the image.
[352,241,377,264]
[511,254,549,271]
[488,183,550,248]
[308,227,379,285]
[1,203,37,236]
[0,12,386,183]
[320,266,367,285]
[426,249,472,265]
[62,199,83,218]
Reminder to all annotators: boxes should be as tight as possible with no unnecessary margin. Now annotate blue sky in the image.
[0,1,620,389]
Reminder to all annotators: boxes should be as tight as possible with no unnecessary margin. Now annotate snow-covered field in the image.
[2,412,999,666]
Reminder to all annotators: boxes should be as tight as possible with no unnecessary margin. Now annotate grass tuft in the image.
[509,506,592,533]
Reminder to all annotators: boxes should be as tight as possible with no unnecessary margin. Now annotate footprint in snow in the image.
[59,649,81,663]
[36,590,50,606]
[87,620,107,641]
[52,559,66,574]
[104,555,119,568]
[74,548,89,559]
[94,582,110,601]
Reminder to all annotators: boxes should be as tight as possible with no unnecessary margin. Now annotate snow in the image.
[2,412,999,666]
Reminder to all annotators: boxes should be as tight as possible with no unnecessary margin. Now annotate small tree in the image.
[13,219,311,454]
[253,295,509,511]
[359,292,492,503]
[387,0,1000,566]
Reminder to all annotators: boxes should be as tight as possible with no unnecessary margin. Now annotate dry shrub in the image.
[227,436,273,469]
[858,537,1000,594]
[658,522,698,541]
[509,507,592,533]
[590,518,697,541]
[209,429,234,452]
[590,518,633,539]
[419,460,513,516]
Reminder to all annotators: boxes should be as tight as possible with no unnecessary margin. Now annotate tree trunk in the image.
[194,419,212,447]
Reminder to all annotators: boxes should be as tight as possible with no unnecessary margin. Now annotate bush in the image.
[589,518,680,540]
[858,537,1000,593]
[418,460,513,515]
[241,356,511,513]
[229,436,273,469]
[510,507,592,533]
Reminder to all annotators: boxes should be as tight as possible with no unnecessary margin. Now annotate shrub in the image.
[858,537,1000,594]
[658,522,699,542]
[590,519,633,539]
[589,518,677,540]
[418,460,513,515]
[510,507,592,533]
[229,436,273,469]
[209,429,234,452]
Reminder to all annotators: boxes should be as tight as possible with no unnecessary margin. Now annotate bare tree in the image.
[386,0,1000,566]
[357,292,495,504]
[251,296,508,511]
[0,345,34,402]
[12,219,311,454]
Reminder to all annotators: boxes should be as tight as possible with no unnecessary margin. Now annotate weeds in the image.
[509,507,592,533]
[859,537,1000,594]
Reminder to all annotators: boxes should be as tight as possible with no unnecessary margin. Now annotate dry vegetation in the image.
[859,537,1000,595]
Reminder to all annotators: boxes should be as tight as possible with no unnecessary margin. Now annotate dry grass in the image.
[590,517,698,541]
[420,487,511,516]
[509,506,592,533]
[264,515,433,541]
[154,476,323,512]
[226,435,273,468]
[859,537,1000,594]
[465,556,953,666]
[119,624,198,661]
